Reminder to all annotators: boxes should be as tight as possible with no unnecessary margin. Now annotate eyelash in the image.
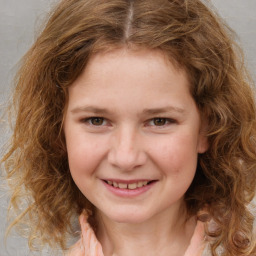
[81,117,177,127]
[82,117,108,126]
[147,118,177,127]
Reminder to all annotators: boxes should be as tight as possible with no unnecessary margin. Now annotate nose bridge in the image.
[108,124,146,170]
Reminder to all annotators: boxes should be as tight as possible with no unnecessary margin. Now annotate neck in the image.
[95,204,196,256]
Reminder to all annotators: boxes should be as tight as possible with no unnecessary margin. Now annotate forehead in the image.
[70,47,189,91]
[66,47,195,117]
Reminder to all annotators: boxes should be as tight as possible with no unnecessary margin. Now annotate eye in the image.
[147,118,176,127]
[84,117,106,126]
[153,118,168,126]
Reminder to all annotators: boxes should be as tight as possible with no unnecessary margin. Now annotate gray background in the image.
[0,0,256,255]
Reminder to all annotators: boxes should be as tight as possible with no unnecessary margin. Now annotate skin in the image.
[64,48,208,256]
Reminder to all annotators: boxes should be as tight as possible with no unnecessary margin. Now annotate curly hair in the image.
[2,0,256,255]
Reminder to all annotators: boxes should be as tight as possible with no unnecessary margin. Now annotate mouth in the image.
[103,180,157,190]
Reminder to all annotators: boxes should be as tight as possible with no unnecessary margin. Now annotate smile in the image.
[102,180,157,198]
[104,180,152,190]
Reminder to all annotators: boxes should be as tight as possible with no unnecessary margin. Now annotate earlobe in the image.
[198,134,209,154]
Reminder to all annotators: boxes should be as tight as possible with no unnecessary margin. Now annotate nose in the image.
[107,126,147,171]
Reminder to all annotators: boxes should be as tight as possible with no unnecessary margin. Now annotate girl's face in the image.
[64,48,208,224]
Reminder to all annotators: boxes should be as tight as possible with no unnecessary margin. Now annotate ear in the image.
[197,117,209,154]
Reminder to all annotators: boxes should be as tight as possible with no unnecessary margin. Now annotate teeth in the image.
[137,181,143,188]
[118,183,128,189]
[106,180,150,189]
[128,183,137,190]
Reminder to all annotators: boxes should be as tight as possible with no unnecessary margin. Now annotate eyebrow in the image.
[71,106,110,114]
[71,105,185,115]
[142,106,185,115]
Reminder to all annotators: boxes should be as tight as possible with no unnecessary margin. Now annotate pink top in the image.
[67,213,206,256]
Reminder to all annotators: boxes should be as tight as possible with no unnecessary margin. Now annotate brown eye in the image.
[90,117,104,126]
[153,118,167,126]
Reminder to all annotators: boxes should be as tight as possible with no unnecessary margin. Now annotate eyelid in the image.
[146,117,177,127]
[81,116,109,126]
[79,116,177,128]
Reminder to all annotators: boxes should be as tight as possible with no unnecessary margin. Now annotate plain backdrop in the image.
[0,0,256,255]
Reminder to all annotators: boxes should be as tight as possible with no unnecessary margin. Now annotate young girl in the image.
[2,0,256,255]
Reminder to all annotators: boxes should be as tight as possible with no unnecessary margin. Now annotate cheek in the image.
[148,133,199,174]
[66,135,107,177]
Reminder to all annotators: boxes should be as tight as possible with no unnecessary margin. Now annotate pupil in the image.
[92,118,103,125]
[154,118,166,126]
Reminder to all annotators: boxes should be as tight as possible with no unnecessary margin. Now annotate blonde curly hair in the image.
[2,0,256,255]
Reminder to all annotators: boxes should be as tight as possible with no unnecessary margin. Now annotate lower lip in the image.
[102,181,156,197]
